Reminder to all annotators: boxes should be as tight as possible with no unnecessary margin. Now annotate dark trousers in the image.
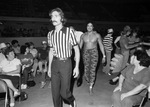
[51,57,75,107]
[22,65,32,84]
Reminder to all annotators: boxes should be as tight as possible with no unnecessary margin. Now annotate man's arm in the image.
[48,48,53,75]
[79,34,84,49]
[73,45,80,78]
[73,45,80,67]
[97,34,105,57]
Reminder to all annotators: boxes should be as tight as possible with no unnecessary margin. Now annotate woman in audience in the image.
[18,45,33,89]
[0,48,21,107]
[112,49,150,107]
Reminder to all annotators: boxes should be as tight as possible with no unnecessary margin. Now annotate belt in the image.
[53,56,70,60]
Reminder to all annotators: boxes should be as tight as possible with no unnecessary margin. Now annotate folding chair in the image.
[0,79,9,107]
[133,89,149,107]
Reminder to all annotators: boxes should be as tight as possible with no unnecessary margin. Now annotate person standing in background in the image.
[103,28,114,75]
[38,41,49,88]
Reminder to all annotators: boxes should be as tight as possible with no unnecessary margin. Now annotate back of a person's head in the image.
[20,45,27,54]
[133,50,150,67]
[11,40,18,45]
[29,42,34,46]
[25,42,30,48]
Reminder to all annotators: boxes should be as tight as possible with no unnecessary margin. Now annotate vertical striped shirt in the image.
[103,34,113,52]
[47,27,77,59]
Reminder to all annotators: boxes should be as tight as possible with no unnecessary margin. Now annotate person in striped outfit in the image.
[47,8,80,107]
[103,28,114,75]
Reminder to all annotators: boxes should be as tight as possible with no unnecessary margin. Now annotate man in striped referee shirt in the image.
[47,8,80,107]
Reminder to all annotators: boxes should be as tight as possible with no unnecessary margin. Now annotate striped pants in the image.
[83,48,98,86]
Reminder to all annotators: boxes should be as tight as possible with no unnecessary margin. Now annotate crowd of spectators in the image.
[0,26,49,37]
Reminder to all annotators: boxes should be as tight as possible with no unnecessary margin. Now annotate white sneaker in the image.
[21,84,27,89]
[70,100,77,107]
[40,82,46,88]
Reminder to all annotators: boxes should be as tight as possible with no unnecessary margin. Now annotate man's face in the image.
[87,23,94,32]
[50,11,62,26]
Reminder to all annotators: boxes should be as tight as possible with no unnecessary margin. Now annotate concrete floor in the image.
[1,69,150,107]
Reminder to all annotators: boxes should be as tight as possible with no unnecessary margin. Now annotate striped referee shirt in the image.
[103,34,113,52]
[47,27,77,59]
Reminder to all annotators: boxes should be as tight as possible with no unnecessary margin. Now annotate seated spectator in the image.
[112,50,150,107]
[38,41,49,88]
[11,40,20,56]
[18,45,33,89]
[29,42,38,77]
[6,42,12,49]
[0,48,21,107]
[0,43,7,63]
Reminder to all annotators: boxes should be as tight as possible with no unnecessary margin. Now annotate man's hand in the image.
[73,67,79,78]
[121,93,128,101]
[113,85,122,92]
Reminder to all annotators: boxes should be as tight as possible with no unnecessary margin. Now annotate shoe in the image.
[14,91,20,97]
[10,103,15,107]
[70,100,77,107]
[21,84,27,89]
[89,86,93,95]
[107,73,112,76]
[109,79,118,85]
[76,78,82,87]
[40,82,46,88]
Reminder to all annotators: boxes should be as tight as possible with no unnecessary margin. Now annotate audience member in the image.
[38,41,49,88]
[18,45,33,89]
[11,40,20,56]
[112,50,150,107]
[0,48,21,107]
[29,42,38,77]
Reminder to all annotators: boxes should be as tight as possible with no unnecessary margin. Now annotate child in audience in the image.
[29,42,38,77]
[38,41,49,88]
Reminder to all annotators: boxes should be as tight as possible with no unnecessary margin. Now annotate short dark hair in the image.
[29,42,34,46]
[4,48,14,58]
[20,45,27,54]
[49,8,67,25]
[11,40,18,45]
[133,50,150,67]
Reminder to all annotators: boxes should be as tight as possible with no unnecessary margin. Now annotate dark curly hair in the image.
[20,45,28,54]
[133,50,150,67]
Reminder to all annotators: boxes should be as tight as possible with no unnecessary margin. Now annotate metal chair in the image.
[0,79,9,107]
